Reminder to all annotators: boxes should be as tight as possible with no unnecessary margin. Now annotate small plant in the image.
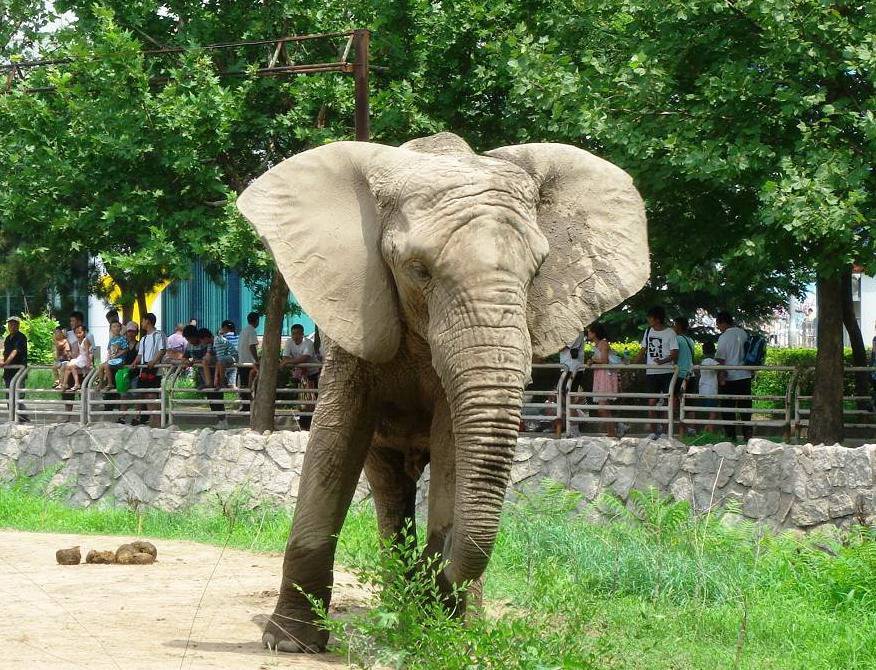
[311,519,614,669]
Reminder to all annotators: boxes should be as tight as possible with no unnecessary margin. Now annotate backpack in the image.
[743,331,767,366]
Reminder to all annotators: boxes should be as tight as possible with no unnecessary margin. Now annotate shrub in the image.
[12,312,58,365]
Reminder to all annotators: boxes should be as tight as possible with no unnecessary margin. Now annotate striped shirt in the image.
[212,334,238,362]
[223,331,240,351]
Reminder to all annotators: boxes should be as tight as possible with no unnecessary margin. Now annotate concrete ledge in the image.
[1,423,873,531]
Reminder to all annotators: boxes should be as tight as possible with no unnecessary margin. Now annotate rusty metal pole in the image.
[353,29,370,141]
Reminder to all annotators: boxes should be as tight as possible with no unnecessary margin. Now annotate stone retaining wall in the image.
[1,422,873,531]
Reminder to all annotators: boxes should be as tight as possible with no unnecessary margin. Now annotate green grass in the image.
[1,473,874,669]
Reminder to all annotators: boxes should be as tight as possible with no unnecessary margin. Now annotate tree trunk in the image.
[841,270,870,409]
[251,271,289,432]
[809,272,845,445]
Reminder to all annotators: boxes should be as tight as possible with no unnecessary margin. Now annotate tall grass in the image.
[1,474,874,668]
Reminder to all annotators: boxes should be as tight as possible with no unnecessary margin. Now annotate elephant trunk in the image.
[431,292,530,587]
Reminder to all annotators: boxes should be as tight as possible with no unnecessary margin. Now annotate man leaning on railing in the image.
[129,313,167,427]
[0,316,29,422]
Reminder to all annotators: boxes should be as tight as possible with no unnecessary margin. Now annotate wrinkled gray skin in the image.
[237,133,648,652]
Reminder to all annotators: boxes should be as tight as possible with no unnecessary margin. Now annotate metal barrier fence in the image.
[521,364,565,433]
[0,362,874,437]
[85,364,176,427]
[794,366,876,436]
[14,365,97,423]
[680,365,798,439]
[0,365,26,422]
[566,364,679,436]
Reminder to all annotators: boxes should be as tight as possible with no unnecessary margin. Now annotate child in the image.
[52,327,71,389]
[99,321,128,389]
[195,328,217,389]
[699,341,720,432]
[61,324,92,391]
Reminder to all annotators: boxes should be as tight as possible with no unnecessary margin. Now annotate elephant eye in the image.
[407,260,431,284]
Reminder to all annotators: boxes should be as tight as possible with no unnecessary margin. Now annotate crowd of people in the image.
[0,309,322,428]
[560,307,758,442]
[3,304,764,436]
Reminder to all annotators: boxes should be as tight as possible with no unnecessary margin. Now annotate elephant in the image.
[236,131,649,652]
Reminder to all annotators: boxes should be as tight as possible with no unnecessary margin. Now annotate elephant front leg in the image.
[263,356,374,653]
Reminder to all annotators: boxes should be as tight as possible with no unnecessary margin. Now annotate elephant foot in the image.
[261,607,328,653]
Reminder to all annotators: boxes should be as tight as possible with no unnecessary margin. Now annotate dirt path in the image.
[0,530,369,670]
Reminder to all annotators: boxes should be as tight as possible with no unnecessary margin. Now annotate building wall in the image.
[161,262,315,337]
[859,275,876,348]
[87,292,164,356]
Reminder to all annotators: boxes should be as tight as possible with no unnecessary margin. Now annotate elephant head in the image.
[237,132,648,587]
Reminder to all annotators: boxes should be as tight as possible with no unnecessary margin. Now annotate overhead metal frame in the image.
[1,28,371,140]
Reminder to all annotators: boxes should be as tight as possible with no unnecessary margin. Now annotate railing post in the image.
[160,368,170,428]
[12,366,25,423]
[667,366,679,438]
[784,369,798,443]
[555,369,567,437]
[8,365,26,422]
[81,368,98,424]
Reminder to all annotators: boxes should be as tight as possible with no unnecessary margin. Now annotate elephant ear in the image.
[485,143,649,357]
[237,142,407,363]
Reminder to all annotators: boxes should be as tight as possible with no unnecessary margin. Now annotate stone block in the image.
[682,446,719,475]
[611,443,639,466]
[842,448,872,488]
[582,444,609,472]
[127,429,150,458]
[827,492,856,518]
[669,474,693,503]
[777,493,794,524]
[537,441,560,462]
[712,442,741,460]
[570,472,601,499]
[511,458,542,484]
[266,442,293,470]
[556,439,578,455]
[513,449,533,462]
[790,499,830,527]
[114,471,148,502]
[747,438,782,455]
[651,452,684,487]
[743,490,780,519]
[543,457,572,485]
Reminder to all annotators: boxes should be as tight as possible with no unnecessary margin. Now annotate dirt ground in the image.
[0,530,370,670]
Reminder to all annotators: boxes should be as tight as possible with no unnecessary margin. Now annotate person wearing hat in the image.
[0,316,28,389]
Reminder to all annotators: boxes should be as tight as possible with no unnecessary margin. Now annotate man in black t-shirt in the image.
[1,316,28,388]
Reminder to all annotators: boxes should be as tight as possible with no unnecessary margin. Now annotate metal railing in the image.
[14,365,98,423]
[794,366,876,435]
[566,364,680,436]
[0,365,26,422]
[85,363,176,427]
[680,365,798,439]
[521,364,566,434]
[165,361,322,425]
[1,362,875,437]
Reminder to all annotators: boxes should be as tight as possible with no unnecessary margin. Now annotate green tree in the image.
[0,6,247,320]
[479,0,875,442]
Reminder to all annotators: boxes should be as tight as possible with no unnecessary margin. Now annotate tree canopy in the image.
[2,0,873,335]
